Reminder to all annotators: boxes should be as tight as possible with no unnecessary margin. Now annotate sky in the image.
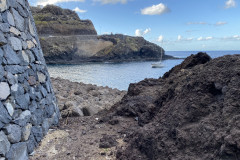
[29,0,240,51]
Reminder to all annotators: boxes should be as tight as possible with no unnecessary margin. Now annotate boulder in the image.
[0,82,10,100]
[61,101,84,118]
[3,44,21,64]
[3,124,22,143]
[6,142,28,160]
[21,123,32,142]
[0,102,11,124]
[14,110,31,127]
[0,0,8,12]
[0,131,10,156]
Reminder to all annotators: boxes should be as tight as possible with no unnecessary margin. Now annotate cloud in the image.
[221,35,238,40]
[143,28,151,35]
[36,0,85,6]
[177,35,182,41]
[205,36,213,40]
[141,3,170,15]
[135,28,151,37]
[186,37,194,41]
[135,29,142,37]
[233,35,239,38]
[215,21,227,26]
[93,0,127,4]
[187,21,228,27]
[197,36,213,41]
[224,35,240,40]
[73,7,87,13]
[157,35,164,42]
[225,0,236,8]
[177,36,194,42]
[187,22,207,25]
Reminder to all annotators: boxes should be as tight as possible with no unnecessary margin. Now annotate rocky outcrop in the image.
[31,5,97,36]
[0,0,60,159]
[40,34,173,64]
[94,34,173,61]
[51,77,126,118]
[40,35,113,64]
[103,53,240,160]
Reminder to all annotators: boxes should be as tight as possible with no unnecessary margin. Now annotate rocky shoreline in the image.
[51,77,126,118]
[30,53,240,160]
[31,77,128,160]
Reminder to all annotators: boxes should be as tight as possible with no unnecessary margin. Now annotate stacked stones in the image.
[0,0,60,159]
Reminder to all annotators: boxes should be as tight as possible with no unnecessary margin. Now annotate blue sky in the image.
[29,0,240,51]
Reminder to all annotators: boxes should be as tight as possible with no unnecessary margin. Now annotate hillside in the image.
[31,5,174,64]
[40,34,173,64]
[31,5,97,36]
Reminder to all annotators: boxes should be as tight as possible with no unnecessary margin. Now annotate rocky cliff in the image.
[94,34,173,61]
[31,5,172,64]
[39,34,173,64]
[31,5,97,36]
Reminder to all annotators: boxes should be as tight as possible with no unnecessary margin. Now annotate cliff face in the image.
[31,5,97,36]
[39,35,113,64]
[40,34,172,64]
[94,34,172,61]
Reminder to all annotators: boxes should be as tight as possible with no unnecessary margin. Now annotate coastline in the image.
[30,54,240,160]
[45,55,179,65]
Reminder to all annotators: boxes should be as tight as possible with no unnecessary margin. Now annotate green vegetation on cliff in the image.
[31,5,97,35]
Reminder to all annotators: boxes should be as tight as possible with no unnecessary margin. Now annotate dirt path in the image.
[29,77,133,160]
[30,115,137,160]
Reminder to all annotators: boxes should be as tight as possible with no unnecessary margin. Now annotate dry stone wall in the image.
[0,0,60,159]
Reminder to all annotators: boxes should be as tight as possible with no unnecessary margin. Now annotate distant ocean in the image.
[48,50,240,90]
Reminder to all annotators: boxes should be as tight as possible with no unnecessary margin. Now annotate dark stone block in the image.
[3,44,21,65]
[5,65,27,74]
[0,101,11,124]
[15,94,30,110]
[26,133,37,154]
[31,126,43,142]
[6,142,28,160]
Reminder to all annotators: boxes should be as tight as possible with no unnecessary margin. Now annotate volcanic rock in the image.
[110,53,240,160]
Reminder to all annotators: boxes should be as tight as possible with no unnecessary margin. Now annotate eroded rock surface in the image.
[111,53,240,160]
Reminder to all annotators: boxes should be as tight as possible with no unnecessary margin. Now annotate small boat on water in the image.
[152,40,164,68]
[151,62,164,68]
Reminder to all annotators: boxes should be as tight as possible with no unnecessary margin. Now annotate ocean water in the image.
[48,50,240,90]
